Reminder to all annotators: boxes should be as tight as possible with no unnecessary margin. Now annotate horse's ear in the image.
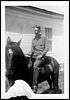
[7,36,11,44]
[17,38,22,46]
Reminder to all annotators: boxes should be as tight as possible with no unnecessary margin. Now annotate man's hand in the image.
[36,55,42,59]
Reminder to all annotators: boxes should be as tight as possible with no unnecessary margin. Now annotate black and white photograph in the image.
[1,1,69,99]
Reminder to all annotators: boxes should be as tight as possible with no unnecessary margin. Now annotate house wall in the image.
[5,8,64,63]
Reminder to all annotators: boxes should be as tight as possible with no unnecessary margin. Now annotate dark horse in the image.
[5,37,32,92]
[5,36,59,93]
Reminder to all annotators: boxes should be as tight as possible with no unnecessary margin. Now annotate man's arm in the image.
[41,37,49,57]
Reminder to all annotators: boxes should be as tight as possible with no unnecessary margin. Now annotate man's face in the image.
[34,27,40,35]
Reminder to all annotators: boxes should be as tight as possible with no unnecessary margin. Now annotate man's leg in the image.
[32,59,42,92]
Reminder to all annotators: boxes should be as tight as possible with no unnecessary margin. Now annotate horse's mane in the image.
[13,45,26,58]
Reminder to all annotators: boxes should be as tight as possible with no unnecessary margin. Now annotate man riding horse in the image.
[27,25,49,93]
[6,30,59,94]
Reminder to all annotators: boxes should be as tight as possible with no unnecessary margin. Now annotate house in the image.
[5,6,64,63]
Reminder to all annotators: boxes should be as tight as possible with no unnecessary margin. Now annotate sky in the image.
[3,1,68,15]
[22,1,66,15]
[34,5,64,15]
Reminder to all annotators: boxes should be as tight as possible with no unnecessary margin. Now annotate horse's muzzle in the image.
[8,49,13,58]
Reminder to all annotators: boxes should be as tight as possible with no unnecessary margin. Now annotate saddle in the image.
[28,56,52,72]
[43,56,51,64]
[38,56,53,72]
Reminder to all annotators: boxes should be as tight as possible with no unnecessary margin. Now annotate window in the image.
[45,28,52,51]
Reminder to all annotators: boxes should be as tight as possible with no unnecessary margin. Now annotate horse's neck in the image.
[18,47,26,57]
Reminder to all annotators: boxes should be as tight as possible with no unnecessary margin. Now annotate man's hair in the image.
[33,25,41,30]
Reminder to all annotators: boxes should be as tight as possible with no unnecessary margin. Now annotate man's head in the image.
[33,25,41,35]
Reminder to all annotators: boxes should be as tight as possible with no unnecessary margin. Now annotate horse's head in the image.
[6,37,22,60]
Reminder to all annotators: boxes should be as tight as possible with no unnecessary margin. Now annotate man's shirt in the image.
[31,34,48,58]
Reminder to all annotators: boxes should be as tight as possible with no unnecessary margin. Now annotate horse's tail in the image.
[51,58,60,75]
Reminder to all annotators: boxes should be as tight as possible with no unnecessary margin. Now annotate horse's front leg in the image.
[27,57,33,69]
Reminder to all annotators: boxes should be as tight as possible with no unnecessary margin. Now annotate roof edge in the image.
[5,6,64,20]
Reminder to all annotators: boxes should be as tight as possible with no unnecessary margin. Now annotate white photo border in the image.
[1,1,69,99]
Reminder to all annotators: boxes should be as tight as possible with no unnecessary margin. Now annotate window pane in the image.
[45,28,52,51]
